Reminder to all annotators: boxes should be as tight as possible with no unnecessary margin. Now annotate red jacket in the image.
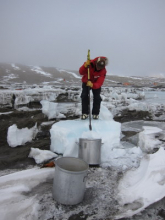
[79,57,107,89]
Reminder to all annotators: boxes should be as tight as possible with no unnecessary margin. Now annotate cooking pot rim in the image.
[55,157,89,173]
[79,138,102,141]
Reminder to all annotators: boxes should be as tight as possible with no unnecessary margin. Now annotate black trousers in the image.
[81,83,102,115]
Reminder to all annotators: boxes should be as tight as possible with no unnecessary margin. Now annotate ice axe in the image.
[87,49,92,131]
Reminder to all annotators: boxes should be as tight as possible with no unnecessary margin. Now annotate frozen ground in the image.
[1,100,165,219]
[1,64,165,220]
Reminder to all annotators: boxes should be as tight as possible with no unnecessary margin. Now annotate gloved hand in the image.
[86,81,93,88]
[84,60,90,68]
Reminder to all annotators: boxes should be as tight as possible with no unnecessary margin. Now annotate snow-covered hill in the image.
[0,63,165,88]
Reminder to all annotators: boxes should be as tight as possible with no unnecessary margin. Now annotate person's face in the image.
[96,63,103,71]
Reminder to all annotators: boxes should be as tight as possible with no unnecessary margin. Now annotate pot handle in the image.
[83,172,89,182]
[83,175,88,182]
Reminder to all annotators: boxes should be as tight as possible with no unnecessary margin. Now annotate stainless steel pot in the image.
[78,138,102,165]
[52,157,89,205]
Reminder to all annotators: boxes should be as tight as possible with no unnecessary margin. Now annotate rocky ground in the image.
[1,102,165,220]
[0,103,153,171]
[0,105,79,170]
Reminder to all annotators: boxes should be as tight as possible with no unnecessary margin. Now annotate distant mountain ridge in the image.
[0,63,165,88]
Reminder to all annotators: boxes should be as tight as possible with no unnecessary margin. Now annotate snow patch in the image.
[28,148,58,164]
[7,123,38,147]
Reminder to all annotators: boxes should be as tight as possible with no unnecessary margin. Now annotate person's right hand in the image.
[86,81,93,87]
[84,60,90,68]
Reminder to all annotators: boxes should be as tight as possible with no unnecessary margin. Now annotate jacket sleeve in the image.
[79,63,88,75]
[92,69,106,89]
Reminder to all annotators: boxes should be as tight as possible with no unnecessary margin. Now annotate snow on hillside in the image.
[30,66,52,78]
[0,63,165,87]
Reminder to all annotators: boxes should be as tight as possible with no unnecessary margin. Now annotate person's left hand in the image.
[86,81,93,87]
[84,60,90,68]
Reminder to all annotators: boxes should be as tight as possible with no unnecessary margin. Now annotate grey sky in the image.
[0,0,165,76]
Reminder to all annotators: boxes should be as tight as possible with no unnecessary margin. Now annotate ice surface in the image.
[50,104,118,157]
[138,126,163,153]
[50,105,143,169]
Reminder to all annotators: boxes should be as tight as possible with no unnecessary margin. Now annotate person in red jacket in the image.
[79,56,108,120]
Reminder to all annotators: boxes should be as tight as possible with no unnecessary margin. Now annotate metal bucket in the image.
[52,157,89,205]
[78,138,102,165]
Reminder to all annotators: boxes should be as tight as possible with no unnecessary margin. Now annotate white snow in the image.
[3,73,19,81]
[138,126,163,153]
[0,167,54,220]
[40,100,66,119]
[41,121,55,126]
[7,123,38,147]
[58,68,81,79]
[0,111,13,115]
[11,63,20,70]
[28,148,57,164]
[31,66,52,78]
[116,147,165,219]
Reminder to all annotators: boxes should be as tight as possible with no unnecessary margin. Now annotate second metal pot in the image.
[78,138,102,165]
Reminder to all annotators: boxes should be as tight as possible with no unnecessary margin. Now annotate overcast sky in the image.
[0,0,165,76]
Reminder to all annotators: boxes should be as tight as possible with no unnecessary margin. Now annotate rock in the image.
[114,109,152,123]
